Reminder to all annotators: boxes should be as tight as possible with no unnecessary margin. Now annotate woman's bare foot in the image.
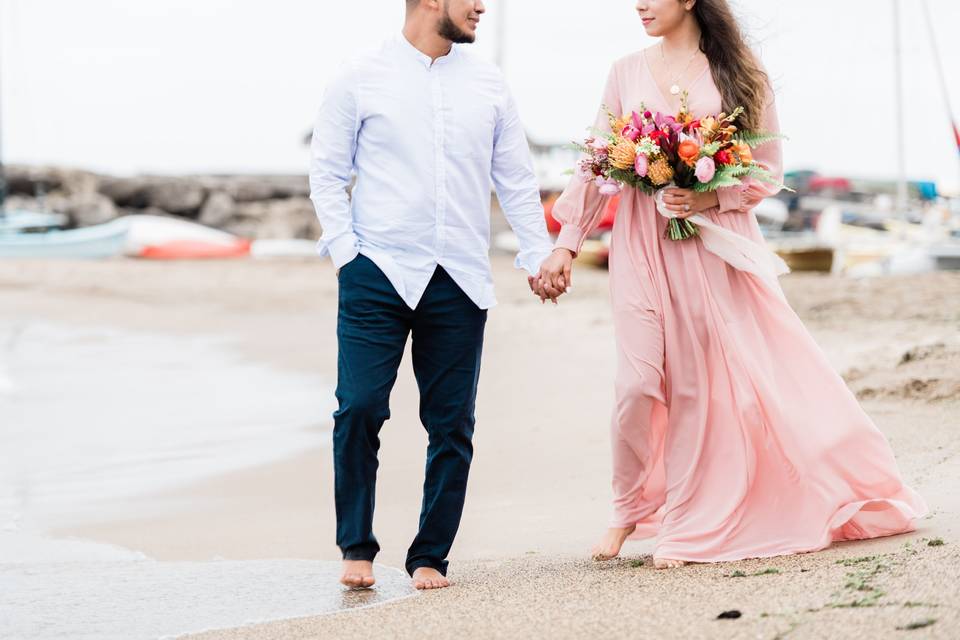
[653,557,687,569]
[340,560,375,589]
[411,567,451,590]
[591,525,637,561]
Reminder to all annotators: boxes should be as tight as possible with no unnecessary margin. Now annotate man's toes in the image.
[340,573,359,587]
[361,575,376,588]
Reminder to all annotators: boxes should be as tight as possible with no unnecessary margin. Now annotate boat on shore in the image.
[0,218,129,259]
[0,210,68,234]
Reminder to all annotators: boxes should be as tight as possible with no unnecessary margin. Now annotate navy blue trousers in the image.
[333,254,487,576]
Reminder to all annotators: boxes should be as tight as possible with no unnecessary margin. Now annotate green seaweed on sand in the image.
[726,567,780,578]
[896,618,937,630]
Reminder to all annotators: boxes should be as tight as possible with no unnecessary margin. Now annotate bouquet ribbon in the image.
[654,185,791,296]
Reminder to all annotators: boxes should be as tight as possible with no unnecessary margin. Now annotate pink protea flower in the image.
[695,156,716,183]
[635,153,649,178]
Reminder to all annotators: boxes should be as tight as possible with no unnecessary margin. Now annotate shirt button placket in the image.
[432,65,446,260]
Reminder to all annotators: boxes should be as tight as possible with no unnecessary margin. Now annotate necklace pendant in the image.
[670,84,681,95]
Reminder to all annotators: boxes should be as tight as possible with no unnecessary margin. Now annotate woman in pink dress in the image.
[535,0,927,569]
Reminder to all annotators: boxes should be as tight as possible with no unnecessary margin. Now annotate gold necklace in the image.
[660,42,699,95]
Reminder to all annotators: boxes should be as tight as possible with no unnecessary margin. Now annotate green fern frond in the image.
[732,130,788,148]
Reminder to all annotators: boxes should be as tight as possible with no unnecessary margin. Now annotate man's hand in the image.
[528,248,574,304]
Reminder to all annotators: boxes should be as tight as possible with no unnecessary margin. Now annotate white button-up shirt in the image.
[309,34,553,310]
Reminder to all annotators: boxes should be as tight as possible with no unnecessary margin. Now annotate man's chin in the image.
[453,27,477,44]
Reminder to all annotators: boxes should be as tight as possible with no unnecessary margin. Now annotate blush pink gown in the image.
[552,51,927,562]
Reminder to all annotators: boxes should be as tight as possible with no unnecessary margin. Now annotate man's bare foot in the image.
[340,560,375,589]
[411,567,451,590]
[591,525,637,561]
[653,557,687,569]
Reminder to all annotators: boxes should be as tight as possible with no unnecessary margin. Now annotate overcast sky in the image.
[2,0,959,191]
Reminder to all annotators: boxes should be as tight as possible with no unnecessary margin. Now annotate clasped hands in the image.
[529,189,719,304]
[529,248,574,304]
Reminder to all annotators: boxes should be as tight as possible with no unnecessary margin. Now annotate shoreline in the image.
[1,258,958,638]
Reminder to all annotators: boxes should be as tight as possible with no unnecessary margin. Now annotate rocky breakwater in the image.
[3,165,323,240]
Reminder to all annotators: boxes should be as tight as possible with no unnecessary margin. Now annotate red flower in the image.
[714,149,733,165]
[649,129,668,147]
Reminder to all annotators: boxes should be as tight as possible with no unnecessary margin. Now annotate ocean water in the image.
[0,322,333,526]
[0,535,416,640]
[0,323,417,637]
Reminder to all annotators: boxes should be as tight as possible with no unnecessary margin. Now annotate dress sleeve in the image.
[716,85,783,215]
[552,63,622,257]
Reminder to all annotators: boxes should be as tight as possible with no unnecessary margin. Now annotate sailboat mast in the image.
[0,0,6,214]
[921,0,960,196]
[892,0,909,217]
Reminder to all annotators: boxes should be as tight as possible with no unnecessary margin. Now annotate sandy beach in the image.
[2,256,958,639]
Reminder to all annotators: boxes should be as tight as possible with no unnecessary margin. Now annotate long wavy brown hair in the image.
[689,0,770,130]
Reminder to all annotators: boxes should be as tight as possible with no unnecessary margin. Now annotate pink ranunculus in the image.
[695,156,716,183]
[621,124,641,142]
[634,153,649,178]
[597,177,621,196]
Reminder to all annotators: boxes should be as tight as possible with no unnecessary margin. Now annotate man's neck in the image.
[402,22,453,62]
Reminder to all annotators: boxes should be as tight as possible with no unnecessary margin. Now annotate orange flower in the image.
[732,142,753,165]
[678,140,700,166]
[608,137,637,170]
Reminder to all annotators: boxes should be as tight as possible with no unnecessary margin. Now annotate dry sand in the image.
[2,257,958,639]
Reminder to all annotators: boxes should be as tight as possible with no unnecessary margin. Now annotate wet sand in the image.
[1,257,958,638]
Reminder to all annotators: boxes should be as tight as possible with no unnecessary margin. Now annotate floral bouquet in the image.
[574,93,785,241]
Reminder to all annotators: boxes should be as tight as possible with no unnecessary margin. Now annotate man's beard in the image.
[437,7,475,44]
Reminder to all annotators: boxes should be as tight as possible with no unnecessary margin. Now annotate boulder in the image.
[197,176,310,202]
[225,197,320,240]
[99,177,206,216]
[142,179,207,216]
[198,191,237,228]
[65,192,119,226]
[99,177,151,208]
[4,165,65,195]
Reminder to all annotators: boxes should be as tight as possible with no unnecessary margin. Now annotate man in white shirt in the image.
[310,0,573,591]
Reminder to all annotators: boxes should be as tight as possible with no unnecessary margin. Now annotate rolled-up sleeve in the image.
[309,66,361,269]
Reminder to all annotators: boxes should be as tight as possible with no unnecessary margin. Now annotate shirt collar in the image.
[394,33,458,68]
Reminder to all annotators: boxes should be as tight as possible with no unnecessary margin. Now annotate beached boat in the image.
[773,243,836,272]
[0,210,68,234]
[930,243,960,270]
[0,218,129,259]
[123,214,250,259]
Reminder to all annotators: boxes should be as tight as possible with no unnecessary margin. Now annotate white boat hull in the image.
[0,219,129,259]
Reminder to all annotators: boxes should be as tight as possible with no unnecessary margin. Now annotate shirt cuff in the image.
[323,233,360,269]
[716,185,744,215]
[515,247,554,277]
